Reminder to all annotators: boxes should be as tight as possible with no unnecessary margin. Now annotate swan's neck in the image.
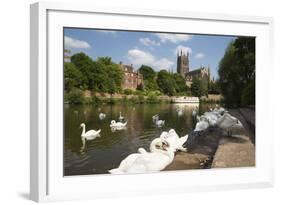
[81,125,86,136]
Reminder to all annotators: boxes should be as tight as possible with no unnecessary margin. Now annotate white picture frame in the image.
[30,2,274,202]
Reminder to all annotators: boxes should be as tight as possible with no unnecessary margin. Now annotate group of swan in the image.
[79,111,128,149]
[109,128,189,174]
[109,138,175,174]
[193,107,243,136]
[159,129,188,152]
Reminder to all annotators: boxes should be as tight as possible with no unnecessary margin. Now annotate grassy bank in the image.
[64,90,172,105]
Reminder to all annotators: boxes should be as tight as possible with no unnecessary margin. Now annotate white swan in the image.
[152,114,159,121]
[194,118,209,131]
[99,113,106,120]
[108,138,174,174]
[192,109,197,117]
[119,112,125,121]
[202,111,221,126]
[160,129,188,152]
[80,123,101,149]
[155,119,165,127]
[177,109,183,116]
[110,120,127,129]
[216,113,243,136]
[138,148,147,154]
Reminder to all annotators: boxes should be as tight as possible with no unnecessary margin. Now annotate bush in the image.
[146,93,159,104]
[91,95,102,105]
[124,89,134,95]
[241,81,255,106]
[138,95,145,104]
[66,89,84,104]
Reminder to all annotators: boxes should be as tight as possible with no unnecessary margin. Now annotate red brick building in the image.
[120,63,143,90]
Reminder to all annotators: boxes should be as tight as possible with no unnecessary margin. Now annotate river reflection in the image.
[64,103,212,176]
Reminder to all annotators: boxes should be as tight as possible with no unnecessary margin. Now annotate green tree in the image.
[64,62,84,91]
[191,78,207,97]
[173,73,187,93]
[156,70,176,96]
[218,37,255,107]
[71,52,94,89]
[139,65,158,91]
[139,65,156,80]
[208,80,220,94]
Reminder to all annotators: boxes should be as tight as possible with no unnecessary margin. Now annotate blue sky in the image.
[64,28,236,79]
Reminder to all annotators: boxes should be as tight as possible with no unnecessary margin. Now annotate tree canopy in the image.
[69,53,123,93]
[218,37,255,107]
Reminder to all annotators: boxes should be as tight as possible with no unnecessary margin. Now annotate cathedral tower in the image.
[177,50,189,78]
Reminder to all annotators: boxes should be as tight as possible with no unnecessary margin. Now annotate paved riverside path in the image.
[164,108,255,171]
[211,109,255,168]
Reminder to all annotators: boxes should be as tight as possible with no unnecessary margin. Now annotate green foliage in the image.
[138,95,145,104]
[156,70,176,96]
[191,78,208,97]
[146,93,159,104]
[70,53,123,93]
[208,80,220,94]
[218,37,255,107]
[173,73,188,93]
[91,95,102,105]
[64,62,85,91]
[139,65,156,80]
[241,80,255,106]
[66,88,84,104]
[124,89,134,95]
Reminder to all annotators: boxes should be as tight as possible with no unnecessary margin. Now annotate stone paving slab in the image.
[211,134,255,168]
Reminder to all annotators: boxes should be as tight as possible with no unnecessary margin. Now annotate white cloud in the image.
[64,36,90,49]
[154,33,192,43]
[139,37,160,47]
[173,45,192,56]
[194,53,205,59]
[127,48,174,71]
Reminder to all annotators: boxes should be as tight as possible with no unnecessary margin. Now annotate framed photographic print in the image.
[30,2,274,202]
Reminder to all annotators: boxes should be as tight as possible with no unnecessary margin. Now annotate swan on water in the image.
[192,109,197,117]
[99,113,106,120]
[80,123,101,149]
[155,119,165,127]
[152,114,159,121]
[177,109,183,117]
[108,138,174,174]
[110,120,127,129]
[119,112,125,121]
[160,129,188,152]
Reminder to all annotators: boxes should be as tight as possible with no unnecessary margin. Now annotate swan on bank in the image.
[160,129,188,152]
[216,113,243,136]
[80,123,101,149]
[108,138,174,174]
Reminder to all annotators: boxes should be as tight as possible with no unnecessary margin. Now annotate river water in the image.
[64,103,212,176]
